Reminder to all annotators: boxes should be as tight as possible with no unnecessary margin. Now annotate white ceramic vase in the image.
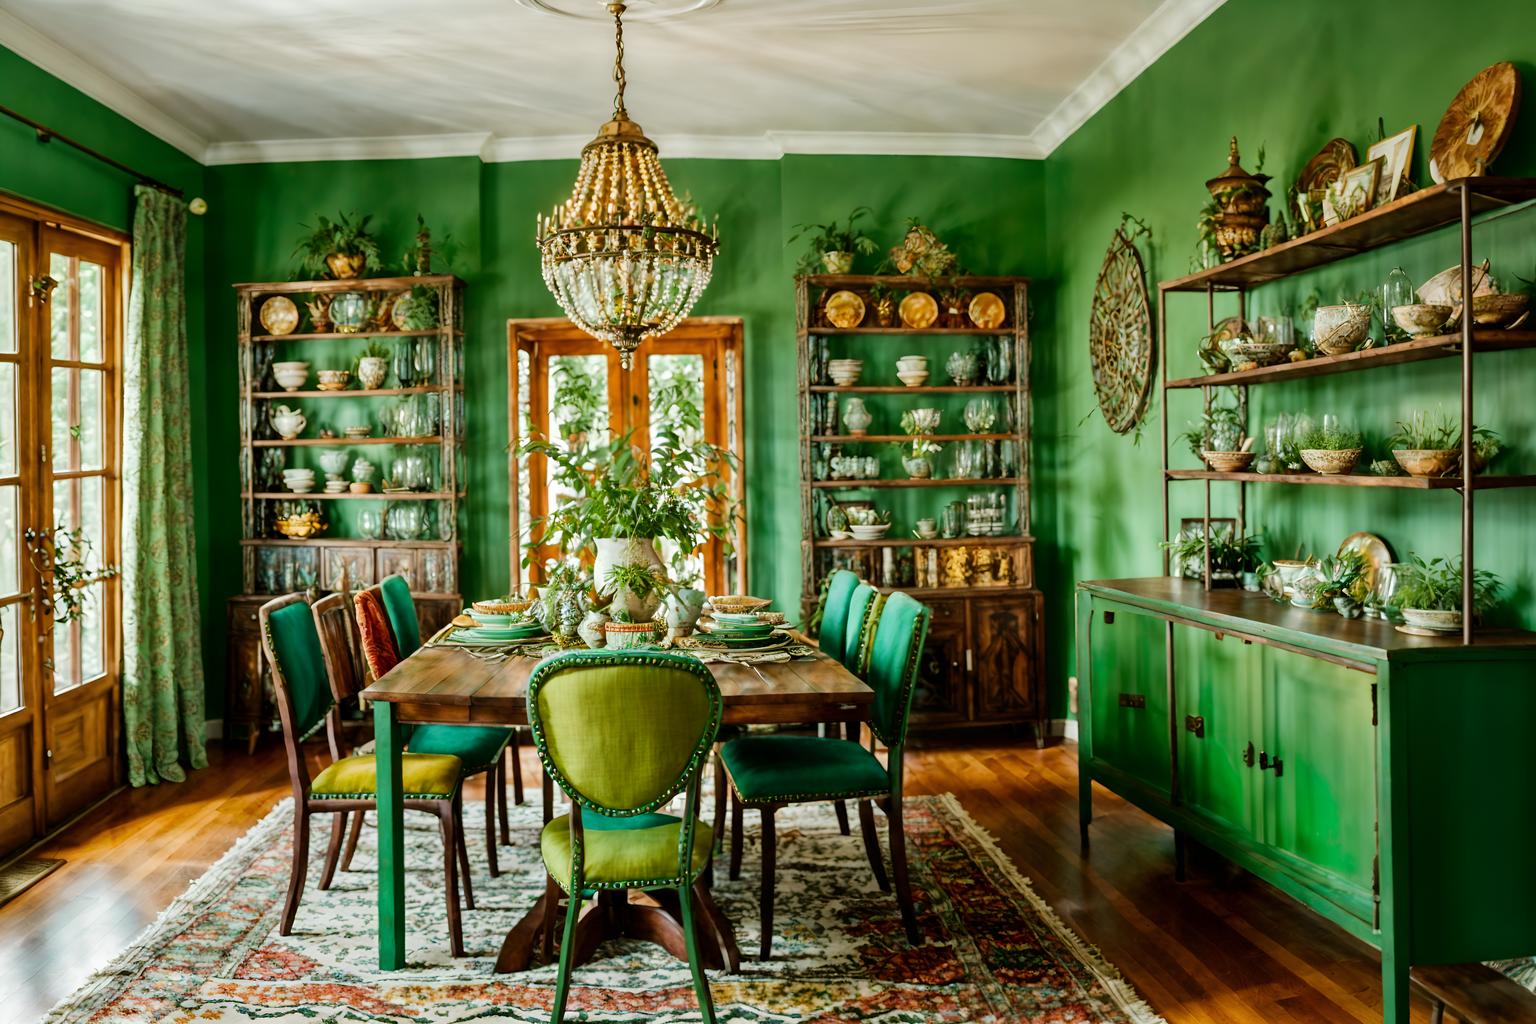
[578,609,610,648]
[357,355,388,390]
[270,405,306,440]
[663,587,706,637]
[594,536,665,621]
[842,397,872,436]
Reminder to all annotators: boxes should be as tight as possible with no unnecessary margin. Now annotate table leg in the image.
[374,700,406,970]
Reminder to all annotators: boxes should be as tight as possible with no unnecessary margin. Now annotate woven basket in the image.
[709,595,772,614]
[472,598,533,615]
[1300,447,1362,475]
[603,620,663,649]
[1201,450,1255,473]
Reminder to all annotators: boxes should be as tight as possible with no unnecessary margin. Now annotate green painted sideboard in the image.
[1077,577,1536,1023]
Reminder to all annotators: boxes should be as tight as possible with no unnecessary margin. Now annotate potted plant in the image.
[1297,419,1364,475]
[1391,555,1501,633]
[1160,527,1259,585]
[1293,549,1368,616]
[602,561,670,623]
[789,206,879,275]
[294,211,381,280]
[661,565,706,638]
[1180,402,1249,470]
[1389,411,1504,477]
[534,559,592,642]
[893,409,943,479]
[353,340,390,391]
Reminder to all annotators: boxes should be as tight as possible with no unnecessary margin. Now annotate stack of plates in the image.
[702,613,782,649]
[456,609,546,642]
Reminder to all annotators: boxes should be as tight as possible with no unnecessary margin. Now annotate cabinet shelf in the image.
[241,538,456,548]
[808,384,1020,394]
[1166,469,1536,490]
[814,535,1032,548]
[249,327,460,343]
[248,386,450,399]
[246,491,458,500]
[251,435,441,447]
[808,326,1013,336]
[1159,177,1536,293]
[810,477,1022,489]
[810,433,1013,443]
[1166,330,1536,389]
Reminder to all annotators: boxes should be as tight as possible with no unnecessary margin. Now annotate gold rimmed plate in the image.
[825,290,866,329]
[259,296,299,336]
[968,291,1006,330]
[899,291,938,330]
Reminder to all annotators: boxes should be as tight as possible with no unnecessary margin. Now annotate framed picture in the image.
[1367,126,1417,206]
[1324,157,1383,224]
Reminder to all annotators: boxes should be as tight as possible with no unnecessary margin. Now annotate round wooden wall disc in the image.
[1431,61,1521,182]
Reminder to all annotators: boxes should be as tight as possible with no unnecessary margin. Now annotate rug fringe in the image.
[933,792,1168,1024]
[41,797,296,1024]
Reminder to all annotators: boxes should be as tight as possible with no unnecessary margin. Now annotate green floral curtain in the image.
[122,185,207,786]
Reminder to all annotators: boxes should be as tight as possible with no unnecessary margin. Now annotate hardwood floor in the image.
[0,736,1436,1022]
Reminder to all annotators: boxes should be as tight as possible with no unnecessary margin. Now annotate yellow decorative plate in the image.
[824,290,866,329]
[899,291,938,330]
[259,296,299,336]
[968,291,1006,330]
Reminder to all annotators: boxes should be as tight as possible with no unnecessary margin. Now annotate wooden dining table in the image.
[362,634,873,972]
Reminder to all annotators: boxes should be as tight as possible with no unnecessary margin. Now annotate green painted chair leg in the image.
[551,889,583,1022]
[679,883,716,1023]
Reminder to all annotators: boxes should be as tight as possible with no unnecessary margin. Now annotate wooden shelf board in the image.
[876,584,1033,599]
[806,327,1014,336]
[813,535,1033,548]
[245,491,458,501]
[802,274,1029,287]
[234,274,463,295]
[250,328,460,342]
[810,477,1022,489]
[1159,177,1536,293]
[810,433,1014,443]
[241,538,456,547]
[251,436,441,447]
[1166,469,1536,489]
[1080,577,1536,657]
[808,384,1021,393]
[1166,330,1536,388]
[248,386,449,399]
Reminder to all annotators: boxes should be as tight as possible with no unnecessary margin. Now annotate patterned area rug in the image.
[45,793,1163,1023]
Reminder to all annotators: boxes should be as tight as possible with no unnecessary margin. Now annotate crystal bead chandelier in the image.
[536,2,718,369]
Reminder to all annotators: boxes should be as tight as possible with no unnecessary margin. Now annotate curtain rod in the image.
[0,102,186,199]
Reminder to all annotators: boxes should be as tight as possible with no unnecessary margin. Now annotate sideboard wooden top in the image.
[1079,577,1536,664]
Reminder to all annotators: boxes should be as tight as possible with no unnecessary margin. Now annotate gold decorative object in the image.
[968,291,1005,330]
[1088,219,1153,434]
[898,291,938,329]
[325,252,367,279]
[889,222,956,278]
[824,290,866,329]
[1430,62,1521,183]
[259,296,299,336]
[940,547,970,589]
[275,508,326,539]
[304,295,332,332]
[1205,137,1271,258]
[535,2,718,370]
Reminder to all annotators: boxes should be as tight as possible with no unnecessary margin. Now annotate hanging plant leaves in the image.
[1089,217,1154,435]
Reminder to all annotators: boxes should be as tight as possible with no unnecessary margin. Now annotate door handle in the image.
[1258,751,1284,776]
[1241,741,1255,767]
[1118,693,1146,709]
[1184,714,1205,738]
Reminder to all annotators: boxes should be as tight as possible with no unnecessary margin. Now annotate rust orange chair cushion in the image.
[354,588,401,680]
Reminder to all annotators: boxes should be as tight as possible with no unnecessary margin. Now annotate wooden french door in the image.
[508,317,746,595]
[0,197,123,856]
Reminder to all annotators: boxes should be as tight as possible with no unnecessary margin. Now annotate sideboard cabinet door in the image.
[1087,606,1170,796]
[970,594,1041,720]
[911,598,969,725]
[1174,624,1260,838]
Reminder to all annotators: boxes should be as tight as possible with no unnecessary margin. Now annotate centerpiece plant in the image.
[1388,410,1503,477]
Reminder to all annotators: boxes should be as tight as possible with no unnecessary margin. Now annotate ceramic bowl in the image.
[1471,292,1530,327]
[1271,559,1311,597]
[1393,448,1460,478]
[1201,450,1255,473]
[897,370,930,387]
[1399,608,1462,632]
[281,469,315,480]
[1419,263,1495,307]
[273,361,310,391]
[848,523,892,540]
[1218,338,1291,369]
[1313,304,1372,355]
[896,355,928,370]
[1299,447,1362,475]
[317,450,349,476]
[317,368,351,390]
[1391,303,1453,337]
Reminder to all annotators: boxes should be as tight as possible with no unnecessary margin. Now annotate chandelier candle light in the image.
[536,2,719,369]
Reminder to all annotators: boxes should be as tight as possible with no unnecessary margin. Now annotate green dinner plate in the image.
[701,630,789,649]
[458,623,546,642]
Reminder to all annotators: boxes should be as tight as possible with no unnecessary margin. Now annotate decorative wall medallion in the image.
[1430,61,1521,183]
[1088,218,1153,435]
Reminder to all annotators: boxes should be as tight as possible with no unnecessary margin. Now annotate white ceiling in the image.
[0,0,1226,164]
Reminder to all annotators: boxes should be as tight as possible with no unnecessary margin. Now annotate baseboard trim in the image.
[203,718,223,741]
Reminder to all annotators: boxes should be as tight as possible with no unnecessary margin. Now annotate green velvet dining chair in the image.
[723,590,931,958]
[529,649,730,1023]
[816,568,861,664]
[259,593,474,956]
[348,582,518,879]
[843,582,881,676]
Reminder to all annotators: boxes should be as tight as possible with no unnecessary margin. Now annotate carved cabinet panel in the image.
[971,593,1042,718]
[907,589,1046,742]
[911,599,969,724]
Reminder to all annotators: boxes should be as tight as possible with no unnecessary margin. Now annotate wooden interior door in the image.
[37,227,121,828]
[0,195,123,856]
[508,317,746,594]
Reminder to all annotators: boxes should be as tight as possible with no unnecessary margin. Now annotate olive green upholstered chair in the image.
[529,650,730,1023]
[723,590,931,959]
[259,593,474,957]
[360,579,523,876]
[842,582,881,677]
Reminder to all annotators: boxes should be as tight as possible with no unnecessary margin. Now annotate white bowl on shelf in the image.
[273,361,310,391]
[848,523,892,540]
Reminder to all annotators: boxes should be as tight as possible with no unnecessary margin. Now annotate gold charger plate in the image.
[825,290,866,329]
[899,291,938,330]
[968,291,1006,330]
[259,296,299,336]
[1338,531,1394,594]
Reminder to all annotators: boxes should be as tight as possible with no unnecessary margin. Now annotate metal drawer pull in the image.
[1258,751,1284,777]
[1117,693,1146,709]
[1242,741,1255,767]
[1184,714,1205,738]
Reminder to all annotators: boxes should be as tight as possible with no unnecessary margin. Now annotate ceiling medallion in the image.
[515,0,723,19]
[535,2,719,369]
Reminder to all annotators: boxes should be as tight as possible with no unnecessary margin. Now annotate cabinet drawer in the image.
[1087,605,1170,795]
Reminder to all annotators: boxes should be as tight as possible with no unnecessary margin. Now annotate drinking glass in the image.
[393,337,417,388]
[963,397,997,433]
[414,337,437,385]
[940,501,965,539]
[988,337,1013,384]
[357,507,384,539]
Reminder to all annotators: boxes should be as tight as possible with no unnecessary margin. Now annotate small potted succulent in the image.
[353,340,391,390]
[1391,555,1500,633]
[788,206,879,275]
[1181,403,1250,471]
[1298,419,1364,475]
[294,211,381,280]
[1293,549,1368,616]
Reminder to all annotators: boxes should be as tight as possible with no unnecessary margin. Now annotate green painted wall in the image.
[0,45,215,698]
[1042,0,1536,715]
[199,154,1046,710]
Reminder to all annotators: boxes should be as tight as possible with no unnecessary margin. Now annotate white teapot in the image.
[270,405,306,440]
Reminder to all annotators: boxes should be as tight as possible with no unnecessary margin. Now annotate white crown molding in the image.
[481,129,1040,164]
[1027,0,1229,155]
[202,132,494,166]
[0,10,207,160]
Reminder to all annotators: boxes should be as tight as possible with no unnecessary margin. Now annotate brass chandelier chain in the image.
[609,2,628,119]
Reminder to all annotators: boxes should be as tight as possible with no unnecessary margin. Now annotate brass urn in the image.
[1205,136,1271,259]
